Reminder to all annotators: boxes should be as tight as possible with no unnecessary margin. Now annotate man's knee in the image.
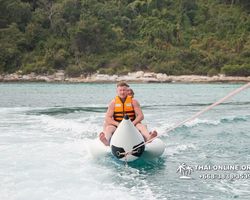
[106,124,117,132]
[136,123,147,129]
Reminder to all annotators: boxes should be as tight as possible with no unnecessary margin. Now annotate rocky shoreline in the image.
[0,70,250,83]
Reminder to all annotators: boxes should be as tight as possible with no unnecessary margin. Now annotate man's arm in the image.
[131,98,144,126]
[105,100,120,127]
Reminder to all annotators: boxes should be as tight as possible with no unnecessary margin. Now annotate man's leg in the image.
[136,123,157,142]
[99,124,117,146]
[105,125,117,141]
[99,132,109,146]
[103,121,107,132]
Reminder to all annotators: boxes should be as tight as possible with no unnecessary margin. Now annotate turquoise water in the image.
[0,82,250,200]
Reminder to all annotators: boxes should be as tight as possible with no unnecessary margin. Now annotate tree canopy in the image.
[1,0,250,76]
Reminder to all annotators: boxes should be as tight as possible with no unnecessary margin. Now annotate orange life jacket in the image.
[113,96,136,122]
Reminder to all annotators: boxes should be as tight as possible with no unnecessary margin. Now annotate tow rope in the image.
[124,82,250,165]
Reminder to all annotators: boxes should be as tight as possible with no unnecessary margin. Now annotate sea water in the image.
[0,83,250,200]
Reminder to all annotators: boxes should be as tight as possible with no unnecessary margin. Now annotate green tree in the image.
[0,23,26,73]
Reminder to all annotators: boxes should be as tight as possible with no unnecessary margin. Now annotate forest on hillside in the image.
[1,0,250,77]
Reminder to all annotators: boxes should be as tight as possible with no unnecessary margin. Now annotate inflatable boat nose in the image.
[124,114,129,120]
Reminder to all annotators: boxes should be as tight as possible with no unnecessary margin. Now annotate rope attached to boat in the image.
[126,82,250,160]
[119,149,141,166]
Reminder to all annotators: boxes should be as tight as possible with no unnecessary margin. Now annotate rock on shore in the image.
[0,70,250,83]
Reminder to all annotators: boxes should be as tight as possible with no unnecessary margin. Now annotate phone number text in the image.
[199,173,250,180]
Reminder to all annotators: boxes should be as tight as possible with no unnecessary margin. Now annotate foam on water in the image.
[39,115,96,136]
[0,111,158,199]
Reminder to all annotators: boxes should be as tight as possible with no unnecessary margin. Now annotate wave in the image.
[0,106,107,116]
[163,115,250,133]
[180,101,250,107]
[38,115,102,137]
[220,116,248,123]
[26,106,108,116]
[141,101,250,110]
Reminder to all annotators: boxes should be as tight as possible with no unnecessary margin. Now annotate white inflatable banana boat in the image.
[89,115,165,162]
